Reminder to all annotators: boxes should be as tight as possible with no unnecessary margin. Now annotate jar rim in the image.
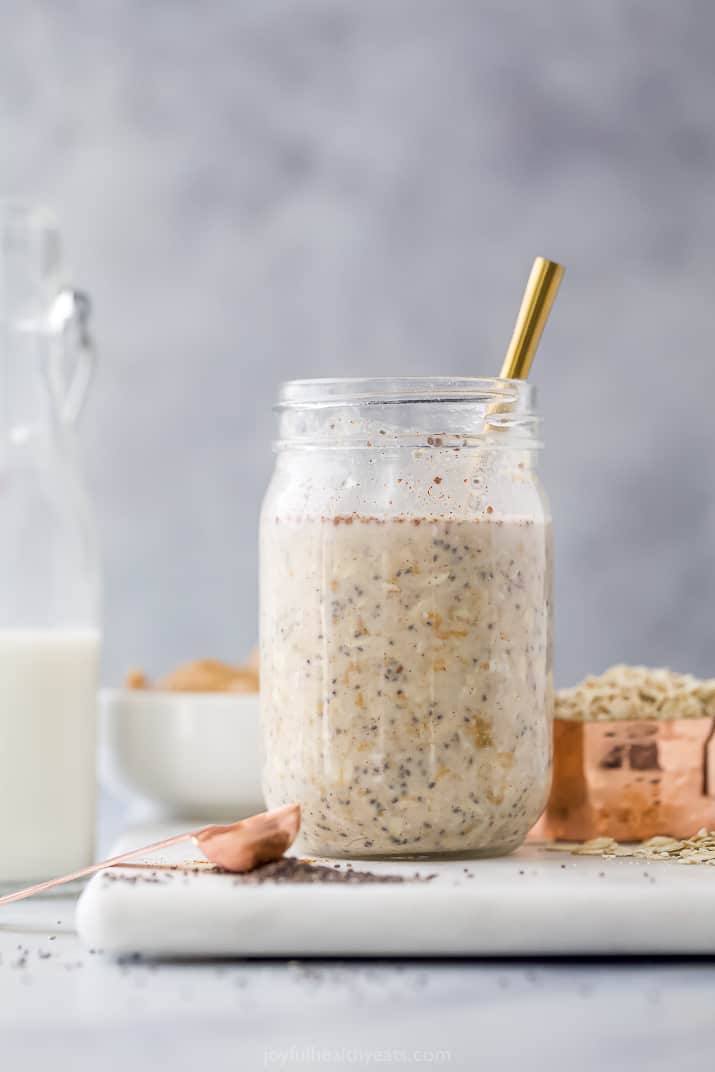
[276,376,533,410]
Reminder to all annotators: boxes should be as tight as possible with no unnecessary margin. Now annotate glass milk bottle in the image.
[0,203,100,883]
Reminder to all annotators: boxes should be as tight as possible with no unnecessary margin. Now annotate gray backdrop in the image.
[2,0,714,687]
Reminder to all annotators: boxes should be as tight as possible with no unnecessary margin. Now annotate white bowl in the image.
[99,689,265,820]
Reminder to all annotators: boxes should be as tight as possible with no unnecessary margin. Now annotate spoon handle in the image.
[0,831,194,907]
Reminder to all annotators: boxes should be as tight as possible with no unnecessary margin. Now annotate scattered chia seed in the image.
[231,858,434,885]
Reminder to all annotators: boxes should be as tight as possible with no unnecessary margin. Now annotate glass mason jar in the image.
[260,378,552,858]
[0,202,100,883]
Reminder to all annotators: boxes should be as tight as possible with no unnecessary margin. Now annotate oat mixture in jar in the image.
[260,379,553,857]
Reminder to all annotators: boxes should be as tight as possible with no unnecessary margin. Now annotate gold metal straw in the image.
[499,256,565,380]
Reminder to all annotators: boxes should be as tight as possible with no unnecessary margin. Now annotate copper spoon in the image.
[0,803,301,907]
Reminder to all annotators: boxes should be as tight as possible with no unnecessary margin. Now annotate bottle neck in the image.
[0,324,63,447]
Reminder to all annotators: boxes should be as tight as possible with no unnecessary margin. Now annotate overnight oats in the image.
[260,378,553,857]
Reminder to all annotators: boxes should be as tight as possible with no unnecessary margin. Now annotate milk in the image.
[0,628,100,882]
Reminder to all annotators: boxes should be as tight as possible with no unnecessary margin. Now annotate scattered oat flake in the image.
[641,837,684,850]
[547,828,715,864]
[573,837,618,855]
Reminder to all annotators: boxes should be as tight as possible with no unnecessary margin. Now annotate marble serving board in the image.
[76,824,715,958]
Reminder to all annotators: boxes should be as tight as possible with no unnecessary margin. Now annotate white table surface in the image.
[3,794,715,1071]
